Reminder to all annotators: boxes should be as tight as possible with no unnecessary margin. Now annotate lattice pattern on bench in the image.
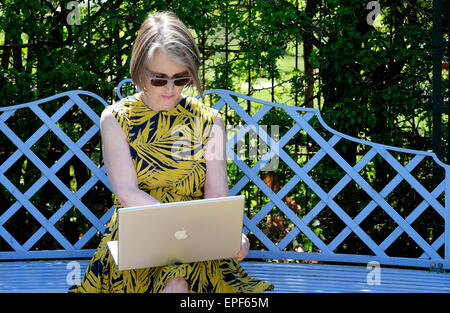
[202,89,450,269]
[0,91,114,259]
[0,83,449,270]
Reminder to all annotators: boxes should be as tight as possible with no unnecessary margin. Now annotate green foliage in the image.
[316,0,433,149]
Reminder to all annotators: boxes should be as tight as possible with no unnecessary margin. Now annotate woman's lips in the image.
[162,95,174,100]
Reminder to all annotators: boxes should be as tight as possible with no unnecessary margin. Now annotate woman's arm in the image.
[204,114,228,199]
[100,108,160,208]
[204,114,249,261]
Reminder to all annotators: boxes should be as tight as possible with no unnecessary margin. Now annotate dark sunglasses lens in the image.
[174,78,191,86]
[151,79,167,87]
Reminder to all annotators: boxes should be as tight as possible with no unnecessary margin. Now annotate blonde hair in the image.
[130,11,202,97]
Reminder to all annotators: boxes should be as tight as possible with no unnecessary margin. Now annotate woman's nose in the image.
[164,80,176,92]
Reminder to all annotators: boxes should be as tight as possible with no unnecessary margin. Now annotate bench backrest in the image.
[1,80,449,270]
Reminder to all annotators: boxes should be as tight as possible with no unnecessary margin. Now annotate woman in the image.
[69,11,273,293]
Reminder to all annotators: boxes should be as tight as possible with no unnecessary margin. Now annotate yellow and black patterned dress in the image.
[68,94,274,293]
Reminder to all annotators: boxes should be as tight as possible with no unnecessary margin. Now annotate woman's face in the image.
[141,49,189,111]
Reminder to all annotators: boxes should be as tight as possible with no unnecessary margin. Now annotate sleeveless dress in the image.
[68,93,274,293]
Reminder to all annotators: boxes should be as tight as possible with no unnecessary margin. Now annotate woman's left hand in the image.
[236,233,250,261]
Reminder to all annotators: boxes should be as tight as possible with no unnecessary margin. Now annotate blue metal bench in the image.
[0,80,449,292]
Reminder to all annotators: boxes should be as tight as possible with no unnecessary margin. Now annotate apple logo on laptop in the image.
[174,228,188,240]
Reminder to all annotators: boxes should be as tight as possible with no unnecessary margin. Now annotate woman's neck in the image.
[140,92,183,112]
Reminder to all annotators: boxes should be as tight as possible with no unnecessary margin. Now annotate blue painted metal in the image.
[116,78,140,100]
[0,81,449,271]
[0,259,449,293]
[202,88,450,270]
[0,91,114,259]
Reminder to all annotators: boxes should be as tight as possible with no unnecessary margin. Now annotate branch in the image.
[276,0,324,48]
[0,40,65,49]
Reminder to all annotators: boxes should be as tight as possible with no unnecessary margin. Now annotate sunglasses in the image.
[144,71,192,87]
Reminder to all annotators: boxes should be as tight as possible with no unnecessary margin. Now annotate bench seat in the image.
[0,260,448,293]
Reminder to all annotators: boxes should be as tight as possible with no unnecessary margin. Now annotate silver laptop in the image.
[107,195,245,270]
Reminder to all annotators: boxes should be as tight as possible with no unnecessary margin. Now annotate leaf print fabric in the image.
[68,94,274,293]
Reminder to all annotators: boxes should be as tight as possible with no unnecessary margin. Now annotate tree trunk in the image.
[302,0,319,108]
